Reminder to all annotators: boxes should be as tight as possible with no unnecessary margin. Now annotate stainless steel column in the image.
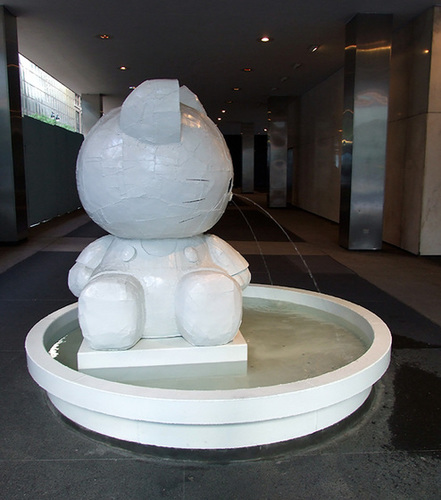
[241,123,254,193]
[268,97,289,207]
[339,14,392,250]
[0,7,27,242]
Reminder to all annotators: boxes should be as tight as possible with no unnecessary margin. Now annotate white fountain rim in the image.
[25,284,391,426]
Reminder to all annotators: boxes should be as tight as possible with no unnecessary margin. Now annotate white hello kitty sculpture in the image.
[68,79,251,350]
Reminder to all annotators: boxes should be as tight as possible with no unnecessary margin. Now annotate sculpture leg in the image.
[175,271,242,346]
[78,273,145,350]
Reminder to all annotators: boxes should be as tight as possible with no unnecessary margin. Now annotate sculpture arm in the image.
[231,267,251,290]
[206,234,251,290]
[68,235,114,297]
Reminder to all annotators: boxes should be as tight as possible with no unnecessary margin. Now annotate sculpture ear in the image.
[120,79,181,144]
[179,85,207,115]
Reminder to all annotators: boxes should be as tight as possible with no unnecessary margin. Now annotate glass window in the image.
[19,54,82,133]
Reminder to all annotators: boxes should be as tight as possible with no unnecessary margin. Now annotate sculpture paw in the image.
[78,274,144,350]
[175,271,242,346]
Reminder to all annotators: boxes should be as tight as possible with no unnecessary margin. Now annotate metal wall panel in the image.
[241,123,254,193]
[23,116,83,226]
[0,7,27,241]
[268,97,289,207]
[339,14,392,250]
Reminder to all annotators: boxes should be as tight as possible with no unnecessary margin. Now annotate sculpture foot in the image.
[78,274,145,350]
[175,271,242,346]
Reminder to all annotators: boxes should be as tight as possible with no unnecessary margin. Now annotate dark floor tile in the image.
[266,254,320,275]
[250,272,272,285]
[213,206,302,242]
[0,252,78,301]
[67,221,108,238]
[0,352,126,462]
[388,349,441,451]
[1,446,439,500]
[245,254,363,292]
[0,459,185,500]
[248,254,354,278]
[316,274,394,303]
[269,271,318,290]
[358,298,441,348]
[0,300,75,350]
[180,451,441,500]
[286,255,355,275]
[245,254,320,290]
[310,350,441,457]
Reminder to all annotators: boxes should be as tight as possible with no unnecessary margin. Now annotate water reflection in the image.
[50,297,368,391]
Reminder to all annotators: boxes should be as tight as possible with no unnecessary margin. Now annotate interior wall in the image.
[292,6,441,255]
[294,70,343,222]
[23,116,83,225]
[419,7,441,255]
[81,94,102,135]
[102,95,124,114]
[384,6,441,255]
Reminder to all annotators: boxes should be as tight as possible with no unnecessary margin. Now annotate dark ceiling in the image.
[7,0,439,132]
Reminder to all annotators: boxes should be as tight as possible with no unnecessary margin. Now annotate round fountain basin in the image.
[25,284,391,450]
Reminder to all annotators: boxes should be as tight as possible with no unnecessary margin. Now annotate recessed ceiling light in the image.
[225,100,233,104]
[119,66,129,71]
[217,117,222,121]
[129,86,136,90]
[221,109,226,113]
[96,34,113,39]
[242,67,253,72]
[423,49,430,54]
[232,87,241,91]
[259,36,273,43]
[308,44,320,53]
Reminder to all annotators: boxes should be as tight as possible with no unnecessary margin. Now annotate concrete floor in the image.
[0,194,440,499]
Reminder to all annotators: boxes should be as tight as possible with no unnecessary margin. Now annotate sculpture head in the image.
[77,79,233,239]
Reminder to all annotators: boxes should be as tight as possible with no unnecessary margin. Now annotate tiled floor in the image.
[0,193,440,499]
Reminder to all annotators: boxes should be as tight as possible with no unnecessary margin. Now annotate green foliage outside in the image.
[28,113,76,132]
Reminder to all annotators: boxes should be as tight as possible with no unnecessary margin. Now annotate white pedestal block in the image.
[77,331,247,371]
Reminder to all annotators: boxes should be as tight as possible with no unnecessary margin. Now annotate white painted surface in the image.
[77,79,233,240]
[70,79,251,348]
[77,331,247,370]
[25,284,392,450]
